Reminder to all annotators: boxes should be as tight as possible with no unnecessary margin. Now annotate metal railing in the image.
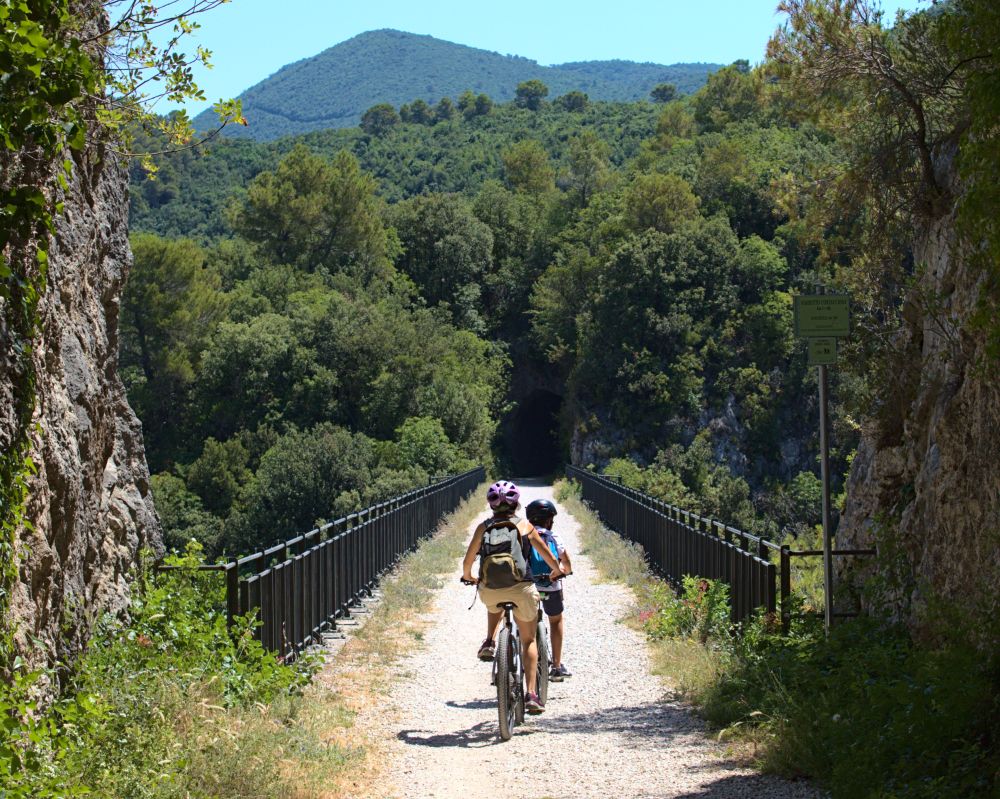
[160,467,484,661]
[567,466,776,624]
[566,466,875,630]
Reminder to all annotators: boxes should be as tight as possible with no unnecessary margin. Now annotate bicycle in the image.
[461,580,548,740]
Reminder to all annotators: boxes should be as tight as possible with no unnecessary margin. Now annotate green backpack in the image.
[478,515,529,589]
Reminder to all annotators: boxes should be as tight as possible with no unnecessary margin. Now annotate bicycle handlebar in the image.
[460,572,572,587]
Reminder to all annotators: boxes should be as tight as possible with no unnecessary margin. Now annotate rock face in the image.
[837,151,1000,642]
[3,131,161,667]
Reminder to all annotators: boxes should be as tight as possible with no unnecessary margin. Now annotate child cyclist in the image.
[461,480,564,714]
[525,499,573,681]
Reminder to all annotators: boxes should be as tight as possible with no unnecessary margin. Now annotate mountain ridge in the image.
[195,29,721,140]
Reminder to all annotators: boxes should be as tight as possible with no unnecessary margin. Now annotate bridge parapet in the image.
[159,467,485,660]
[566,465,875,630]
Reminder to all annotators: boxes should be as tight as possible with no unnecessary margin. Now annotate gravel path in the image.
[359,482,822,799]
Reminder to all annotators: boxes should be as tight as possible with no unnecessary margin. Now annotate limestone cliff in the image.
[837,150,1000,642]
[0,6,161,669]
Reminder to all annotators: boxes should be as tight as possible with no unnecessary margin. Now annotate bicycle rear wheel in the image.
[536,618,550,705]
[495,627,516,740]
[513,629,525,724]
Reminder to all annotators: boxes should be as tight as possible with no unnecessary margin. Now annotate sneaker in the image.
[525,691,545,714]
[552,663,572,679]
[477,638,495,661]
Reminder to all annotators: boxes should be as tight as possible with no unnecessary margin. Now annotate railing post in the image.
[226,562,240,629]
[780,544,791,634]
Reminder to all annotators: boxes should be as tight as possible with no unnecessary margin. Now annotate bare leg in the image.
[515,617,539,694]
[549,613,564,668]
[486,610,502,641]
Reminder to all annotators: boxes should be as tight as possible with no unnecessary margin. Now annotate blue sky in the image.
[165,0,926,116]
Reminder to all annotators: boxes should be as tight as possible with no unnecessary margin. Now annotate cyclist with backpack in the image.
[525,498,573,682]
[461,480,564,714]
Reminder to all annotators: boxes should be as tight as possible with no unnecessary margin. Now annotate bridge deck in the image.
[331,482,822,799]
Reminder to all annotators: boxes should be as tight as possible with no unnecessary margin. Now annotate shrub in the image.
[641,576,730,643]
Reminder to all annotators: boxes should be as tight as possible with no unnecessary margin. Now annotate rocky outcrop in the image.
[1,8,161,669]
[837,150,1000,642]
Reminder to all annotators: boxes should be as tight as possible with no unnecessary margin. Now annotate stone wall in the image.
[1,6,161,668]
[837,151,1000,643]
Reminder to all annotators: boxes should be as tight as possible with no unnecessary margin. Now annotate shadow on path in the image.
[444,698,495,711]
[397,722,502,749]
[668,773,821,799]
[398,699,703,751]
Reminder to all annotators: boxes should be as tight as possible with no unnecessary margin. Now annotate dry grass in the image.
[555,479,739,688]
[555,479,656,601]
[277,486,487,798]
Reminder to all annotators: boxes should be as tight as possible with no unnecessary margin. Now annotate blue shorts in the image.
[539,589,564,617]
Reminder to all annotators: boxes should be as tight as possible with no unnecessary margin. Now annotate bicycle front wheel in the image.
[495,627,516,741]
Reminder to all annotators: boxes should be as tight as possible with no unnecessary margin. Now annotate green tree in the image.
[120,234,227,470]
[692,62,762,131]
[231,145,395,281]
[150,473,224,554]
[515,79,549,110]
[472,181,552,335]
[474,93,494,117]
[942,0,1000,356]
[387,194,494,331]
[393,416,462,474]
[360,103,400,136]
[650,83,677,103]
[565,131,612,208]
[225,424,376,552]
[186,438,252,516]
[654,103,696,144]
[434,96,456,121]
[502,139,555,196]
[530,245,601,366]
[457,89,476,115]
[458,90,493,119]
[623,173,700,234]
[194,313,311,441]
[555,91,589,112]
[408,98,433,124]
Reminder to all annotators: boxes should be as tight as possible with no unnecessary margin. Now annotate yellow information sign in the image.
[793,295,850,338]
[808,337,838,366]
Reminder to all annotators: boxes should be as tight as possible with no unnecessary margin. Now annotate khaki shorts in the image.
[478,581,539,623]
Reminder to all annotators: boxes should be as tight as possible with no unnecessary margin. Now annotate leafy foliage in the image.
[130,100,662,238]
[642,577,731,643]
[0,543,341,798]
[648,606,999,798]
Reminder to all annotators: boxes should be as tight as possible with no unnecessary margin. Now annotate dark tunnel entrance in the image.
[503,390,563,477]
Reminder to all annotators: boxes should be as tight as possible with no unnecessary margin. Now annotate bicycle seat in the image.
[499,602,518,610]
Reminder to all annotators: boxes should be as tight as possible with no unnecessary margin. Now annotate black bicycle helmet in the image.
[525,498,558,524]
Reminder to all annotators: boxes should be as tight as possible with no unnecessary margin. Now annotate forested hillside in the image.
[131,100,660,239]
[190,29,719,140]
[128,60,848,559]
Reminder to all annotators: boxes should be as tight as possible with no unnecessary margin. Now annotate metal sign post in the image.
[817,363,834,632]
[794,293,850,633]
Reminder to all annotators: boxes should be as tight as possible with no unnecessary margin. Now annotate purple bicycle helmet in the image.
[486,480,520,510]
